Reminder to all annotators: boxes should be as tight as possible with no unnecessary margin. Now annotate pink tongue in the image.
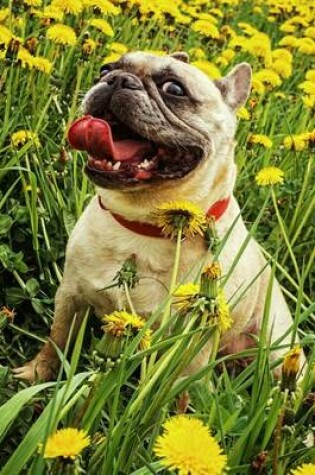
[67,115,152,162]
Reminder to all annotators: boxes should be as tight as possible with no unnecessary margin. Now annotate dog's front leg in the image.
[13,285,88,382]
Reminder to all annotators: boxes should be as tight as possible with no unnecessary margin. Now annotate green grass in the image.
[0,0,314,474]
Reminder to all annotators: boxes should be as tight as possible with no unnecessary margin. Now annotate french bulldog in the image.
[13,51,305,381]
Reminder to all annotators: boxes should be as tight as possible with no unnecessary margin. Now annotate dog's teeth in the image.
[139,159,150,170]
[113,161,121,170]
[99,160,108,171]
[107,161,113,170]
[94,160,103,169]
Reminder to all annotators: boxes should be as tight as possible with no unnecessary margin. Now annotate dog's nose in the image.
[104,73,143,91]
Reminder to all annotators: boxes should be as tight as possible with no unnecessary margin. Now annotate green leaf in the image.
[25,278,40,298]
[0,382,56,444]
[6,287,26,306]
[0,215,13,235]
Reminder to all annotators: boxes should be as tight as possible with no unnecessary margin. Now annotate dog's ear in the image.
[169,52,190,64]
[214,63,252,110]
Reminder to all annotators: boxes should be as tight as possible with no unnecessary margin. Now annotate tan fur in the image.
[13,52,305,381]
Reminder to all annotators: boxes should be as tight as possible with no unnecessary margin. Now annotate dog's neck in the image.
[97,139,237,223]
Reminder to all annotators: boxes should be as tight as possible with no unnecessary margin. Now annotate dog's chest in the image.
[92,239,205,315]
[67,205,207,316]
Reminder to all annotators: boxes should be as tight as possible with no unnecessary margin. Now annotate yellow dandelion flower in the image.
[0,25,13,46]
[237,107,251,120]
[102,310,152,350]
[305,27,315,39]
[216,290,232,332]
[17,47,34,69]
[246,34,272,60]
[88,18,114,37]
[188,47,206,60]
[271,48,293,63]
[109,42,128,55]
[34,6,64,20]
[51,0,83,15]
[195,13,218,24]
[298,81,315,95]
[83,0,121,15]
[251,78,265,95]
[203,262,221,280]
[46,24,77,46]
[221,48,235,61]
[297,37,315,55]
[302,95,315,108]
[291,463,315,475]
[82,38,97,55]
[253,69,282,88]
[306,70,315,82]
[280,22,296,34]
[0,8,10,22]
[283,135,308,151]
[255,167,284,186]
[102,53,121,64]
[24,0,42,6]
[154,416,227,475]
[238,22,258,36]
[271,59,292,79]
[11,130,40,148]
[220,25,236,39]
[173,283,200,311]
[192,20,220,39]
[32,56,53,74]
[249,134,273,148]
[43,428,90,459]
[209,8,223,18]
[229,35,247,51]
[153,201,207,240]
[215,56,229,68]
[192,60,221,79]
[279,35,299,48]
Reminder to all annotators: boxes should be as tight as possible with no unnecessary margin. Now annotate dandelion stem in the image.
[272,390,288,475]
[161,226,183,326]
[124,282,137,315]
[271,189,301,282]
[205,326,221,386]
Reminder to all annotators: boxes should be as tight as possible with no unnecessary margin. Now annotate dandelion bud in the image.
[100,310,152,358]
[281,346,301,392]
[97,332,124,360]
[200,262,221,299]
[82,38,96,59]
[114,255,139,289]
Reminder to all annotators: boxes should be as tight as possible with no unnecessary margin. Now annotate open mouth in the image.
[67,115,202,187]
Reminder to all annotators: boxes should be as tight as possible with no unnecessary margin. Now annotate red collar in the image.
[98,195,231,238]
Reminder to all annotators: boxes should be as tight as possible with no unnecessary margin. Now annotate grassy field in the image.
[0,0,314,474]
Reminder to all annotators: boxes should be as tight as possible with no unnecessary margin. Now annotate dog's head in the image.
[74,51,251,191]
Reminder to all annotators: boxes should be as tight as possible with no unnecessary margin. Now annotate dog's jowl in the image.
[14,52,305,381]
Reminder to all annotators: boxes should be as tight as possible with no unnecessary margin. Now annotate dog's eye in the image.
[161,81,185,96]
[100,64,112,77]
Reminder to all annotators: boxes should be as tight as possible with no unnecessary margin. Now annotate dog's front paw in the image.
[13,357,58,382]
